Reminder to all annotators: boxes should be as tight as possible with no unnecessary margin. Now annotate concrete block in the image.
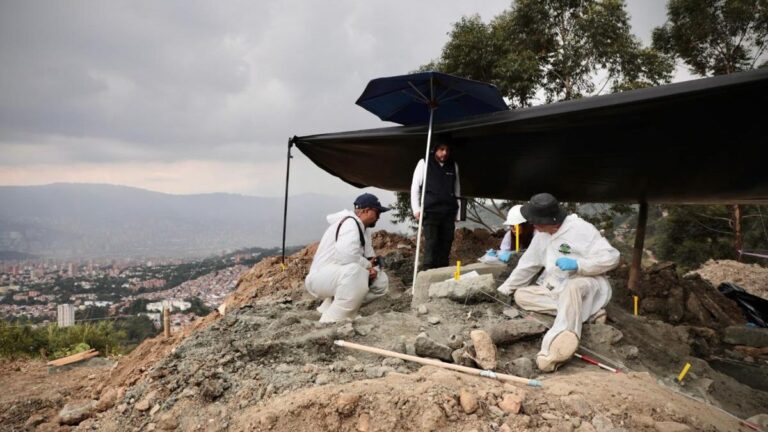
[428,274,496,303]
[411,262,507,308]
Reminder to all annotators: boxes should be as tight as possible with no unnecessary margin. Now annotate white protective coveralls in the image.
[497,214,620,358]
[305,209,389,323]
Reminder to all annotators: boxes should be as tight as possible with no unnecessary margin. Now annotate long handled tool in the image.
[334,339,542,387]
[574,353,619,373]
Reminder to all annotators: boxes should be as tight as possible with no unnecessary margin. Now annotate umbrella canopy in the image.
[355,71,509,125]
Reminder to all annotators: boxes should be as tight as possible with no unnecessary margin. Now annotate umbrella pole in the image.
[281,138,294,267]
[411,107,435,293]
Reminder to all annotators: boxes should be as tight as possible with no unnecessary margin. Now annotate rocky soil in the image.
[3,230,768,432]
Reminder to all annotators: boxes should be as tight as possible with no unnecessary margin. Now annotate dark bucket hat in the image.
[520,193,567,225]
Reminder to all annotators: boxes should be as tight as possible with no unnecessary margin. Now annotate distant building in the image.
[57,304,75,327]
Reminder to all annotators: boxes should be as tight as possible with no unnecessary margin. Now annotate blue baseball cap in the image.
[354,193,390,213]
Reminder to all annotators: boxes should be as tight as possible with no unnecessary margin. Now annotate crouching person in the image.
[305,193,390,323]
[497,193,620,372]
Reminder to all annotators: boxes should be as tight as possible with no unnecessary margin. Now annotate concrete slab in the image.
[411,262,508,308]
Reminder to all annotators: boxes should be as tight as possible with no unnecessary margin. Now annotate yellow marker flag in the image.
[515,224,520,252]
[633,296,639,316]
[677,362,692,382]
[280,263,287,272]
[454,260,461,281]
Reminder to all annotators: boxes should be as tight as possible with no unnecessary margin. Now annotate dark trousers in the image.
[422,210,456,270]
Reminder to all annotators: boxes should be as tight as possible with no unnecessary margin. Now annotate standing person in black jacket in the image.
[410,142,461,270]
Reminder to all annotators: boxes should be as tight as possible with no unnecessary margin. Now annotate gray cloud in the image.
[0,1,677,196]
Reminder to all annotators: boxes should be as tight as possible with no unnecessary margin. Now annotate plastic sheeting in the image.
[294,68,768,204]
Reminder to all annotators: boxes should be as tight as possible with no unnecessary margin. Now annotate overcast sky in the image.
[0,0,691,203]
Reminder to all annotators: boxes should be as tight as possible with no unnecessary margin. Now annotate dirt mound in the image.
[103,313,218,391]
[222,367,747,432]
[692,259,768,300]
[450,227,504,266]
[610,262,746,329]
[0,358,113,431]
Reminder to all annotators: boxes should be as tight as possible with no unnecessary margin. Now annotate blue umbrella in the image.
[356,71,508,125]
[356,71,508,287]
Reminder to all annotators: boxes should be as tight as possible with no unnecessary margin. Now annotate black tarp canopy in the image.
[294,68,768,204]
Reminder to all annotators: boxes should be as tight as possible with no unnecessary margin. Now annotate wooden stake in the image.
[163,306,170,338]
[334,340,542,387]
[628,201,648,293]
[677,362,692,382]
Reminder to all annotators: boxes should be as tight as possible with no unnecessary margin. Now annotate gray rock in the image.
[59,400,96,425]
[157,413,180,430]
[428,274,496,303]
[508,357,535,379]
[415,332,453,362]
[417,305,428,315]
[488,320,547,346]
[446,334,464,350]
[364,366,386,379]
[427,316,441,325]
[654,421,691,432]
[619,345,639,360]
[336,323,355,339]
[502,308,521,319]
[388,337,407,354]
[560,394,592,417]
[723,326,768,348]
[355,324,374,336]
[582,324,623,347]
[591,415,614,432]
[315,373,332,385]
[382,357,405,367]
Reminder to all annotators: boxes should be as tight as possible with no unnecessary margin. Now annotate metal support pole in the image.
[281,138,294,266]
[411,107,435,292]
[628,202,648,292]
[734,204,743,261]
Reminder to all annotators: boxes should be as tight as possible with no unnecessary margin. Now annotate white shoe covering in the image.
[536,331,578,372]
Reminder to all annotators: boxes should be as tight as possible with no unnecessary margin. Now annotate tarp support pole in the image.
[281,137,295,266]
[734,204,743,262]
[628,201,648,292]
[412,106,435,292]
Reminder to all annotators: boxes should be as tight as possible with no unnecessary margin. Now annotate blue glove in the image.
[556,257,578,271]
[498,250,513,263]
[485,249,497,257]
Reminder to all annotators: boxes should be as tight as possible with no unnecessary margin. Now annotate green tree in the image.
[432,0,674,106]
[652,0,768,76]
[402,0,671,238]
[650,0,768,265]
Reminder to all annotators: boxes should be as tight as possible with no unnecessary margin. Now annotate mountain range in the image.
[0,183,400,259]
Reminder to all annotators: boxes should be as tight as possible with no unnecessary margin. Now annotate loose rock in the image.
[470,330,497,370]
[415,332,453,362]
[459,388,478,414]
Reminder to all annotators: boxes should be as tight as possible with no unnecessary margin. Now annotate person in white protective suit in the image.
[500,205,525,252]
[305,193,391,323]
[497,193,620,372]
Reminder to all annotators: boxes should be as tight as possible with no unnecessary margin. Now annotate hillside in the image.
[2,229,767,432]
